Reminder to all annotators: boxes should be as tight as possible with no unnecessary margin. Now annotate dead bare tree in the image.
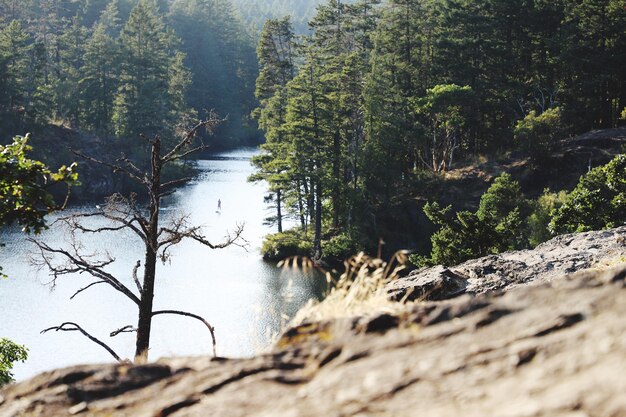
[31,116,244,363]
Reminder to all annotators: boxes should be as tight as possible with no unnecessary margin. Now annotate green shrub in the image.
[514,107,564,160]
[549,155,626,234]
[418,173,529,267]
[322,232,362,264]
[0,338,28,386]
[415,204,496,267]
[527,189,568,246]
[261,229,312,261]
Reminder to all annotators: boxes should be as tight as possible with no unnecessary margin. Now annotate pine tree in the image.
[113,0,180,139]
[560,0,626,130]
[284,54,334,258]
[79,4,121,135]
[0,20,31,136]
[55,16,88,127]
[363,0,424,197]
[251,17,297,233]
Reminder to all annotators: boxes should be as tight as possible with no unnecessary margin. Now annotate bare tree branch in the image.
[110,325,137,338]
[185,225,247,250]
[72,150,149,187]
[161,177,193,191]
[152,310,217,357]
[29,239,141,305]
[41,322,125,363]
[132,260,142,295]
[165,145,209,163]
[117,153,144,176]
[53,195,149,243]
[70,280,107,300]
[158,222,246,251]
[36,116,231,362]
[162,115,224,164]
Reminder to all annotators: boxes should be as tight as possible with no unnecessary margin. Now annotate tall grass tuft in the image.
[280,251,411,326]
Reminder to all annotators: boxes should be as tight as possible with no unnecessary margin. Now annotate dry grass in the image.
[280,251,412,326]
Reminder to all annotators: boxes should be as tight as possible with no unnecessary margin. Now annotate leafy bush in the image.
[514,107,564,160]
[413,204,496,267]
[549,155,626,234]
[261,229,313,261]
[417,173,529,267]
[527,189,568,247]
[322,232,362,264]
[0,338,28,386]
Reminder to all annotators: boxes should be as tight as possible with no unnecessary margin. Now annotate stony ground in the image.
[2,228,626,417]
[387,226,626,300]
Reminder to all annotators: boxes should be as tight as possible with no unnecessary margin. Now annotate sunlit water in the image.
[0,148,324,381]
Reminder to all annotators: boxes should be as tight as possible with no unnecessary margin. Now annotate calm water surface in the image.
[0,148,323,381]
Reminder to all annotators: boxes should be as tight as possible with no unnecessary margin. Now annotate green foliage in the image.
[0,135,78,234]
[514,107,565,160]
[527,189,568,247]
[0,134,75,381]
[261,229,313,261]
[0,338,28,386]
[79,5,120,135]
[550,155,626,234]
[112,0,182,139]
[0,19,30,136]
[415,84,475,172]
[168,0,258,145]
[0,0,258,147]
[322,231,363,264]
[478,173,529,222]
[419,174,529,267]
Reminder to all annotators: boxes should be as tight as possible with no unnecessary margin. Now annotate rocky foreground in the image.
[2,228,626,417]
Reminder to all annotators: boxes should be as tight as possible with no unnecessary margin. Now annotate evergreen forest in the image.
[230,0,325,33]
[250,0,626,263]
[0,0,258,149]
[1,0,625,262]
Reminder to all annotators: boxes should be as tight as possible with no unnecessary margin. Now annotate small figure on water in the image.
[217,198,222,213]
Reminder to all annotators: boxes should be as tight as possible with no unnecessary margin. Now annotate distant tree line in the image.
[229,0,326,34]
[0,0,258,147]
[252,0,626,261]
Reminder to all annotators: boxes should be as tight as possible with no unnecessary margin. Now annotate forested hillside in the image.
[230,0,325,33]
[0,0,258,149]
[252,0,626,262]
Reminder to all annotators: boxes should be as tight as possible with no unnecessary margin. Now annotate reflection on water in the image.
[0,148,324,381]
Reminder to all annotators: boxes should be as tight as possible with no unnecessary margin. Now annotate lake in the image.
[0,148,324,381]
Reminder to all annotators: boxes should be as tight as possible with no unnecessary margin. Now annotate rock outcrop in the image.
[388,226,626,300]
[2,228,626,417]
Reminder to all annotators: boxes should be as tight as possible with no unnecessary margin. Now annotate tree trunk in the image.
[308,176,315,231]
[134,137,162,362]
[276,189,283,233]
[296,178,306,232]
[332,129,341,230]
[313,180,323,260]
